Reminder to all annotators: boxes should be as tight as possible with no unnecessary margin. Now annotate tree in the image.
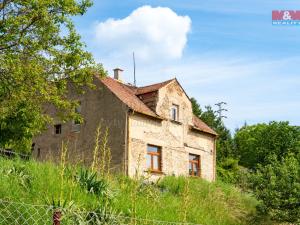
[250,153,300,223]
[190,97,202,117]
[234,122,300,169]
[191,98,233,161]
[0,0,105,152]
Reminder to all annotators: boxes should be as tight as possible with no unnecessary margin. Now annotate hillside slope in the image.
[0,158,257,225]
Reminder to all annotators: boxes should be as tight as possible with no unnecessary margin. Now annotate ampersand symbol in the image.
[283,11,292,20]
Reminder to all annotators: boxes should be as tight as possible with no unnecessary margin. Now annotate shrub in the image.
[217,158,240,183]
[249,154,300,223]
[75,168,113,203]
[157,176,186,195]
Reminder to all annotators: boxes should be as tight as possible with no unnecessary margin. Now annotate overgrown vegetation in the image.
[0,157,257,225]
[192,97,300,224]
[1,1,298,223]
[0,0,106,152]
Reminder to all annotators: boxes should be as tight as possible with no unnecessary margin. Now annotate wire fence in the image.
[0,199,200,225]
[0,149,30,160]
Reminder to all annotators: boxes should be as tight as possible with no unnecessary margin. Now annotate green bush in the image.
[158,176,186,195]
[217,158,240,183]
[234,122,300,169]
[249,154,300,224]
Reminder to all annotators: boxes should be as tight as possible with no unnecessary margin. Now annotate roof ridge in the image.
[138,78,175,89]
[135,78,176,95]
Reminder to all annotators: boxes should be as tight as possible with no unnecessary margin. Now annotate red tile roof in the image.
[100,76,217,136]
[135,79,175,95]
[192,115,218,136]
[101,77,160,118]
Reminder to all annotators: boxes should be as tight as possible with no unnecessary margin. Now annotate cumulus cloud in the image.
[94,5,191,61]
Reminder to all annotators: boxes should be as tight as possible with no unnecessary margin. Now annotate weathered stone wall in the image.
[33,78,128,172]
[128,80,216,181]
[33,78,216,181]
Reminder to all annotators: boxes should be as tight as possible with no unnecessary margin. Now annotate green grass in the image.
[0,158,258,225]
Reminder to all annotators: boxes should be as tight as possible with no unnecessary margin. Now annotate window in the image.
[170,104,179,121]
[37,148,41,158]
[54,124,62,134]
[72,102,81,132]
[75,101,81,114]
[189,154,200,176]
[74,102,81,125]
[146,145,162,172]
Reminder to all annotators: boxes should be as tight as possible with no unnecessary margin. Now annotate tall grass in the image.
[0,158,258,225]
[91,123,112,179]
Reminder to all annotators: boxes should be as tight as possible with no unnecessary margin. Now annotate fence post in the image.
[53,210,61,225]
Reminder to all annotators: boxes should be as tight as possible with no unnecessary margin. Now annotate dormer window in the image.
[171,104,179,121]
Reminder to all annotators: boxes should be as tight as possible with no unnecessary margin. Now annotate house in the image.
[33,68,217,181]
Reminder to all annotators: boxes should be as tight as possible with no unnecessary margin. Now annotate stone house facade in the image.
[33,69,217,181]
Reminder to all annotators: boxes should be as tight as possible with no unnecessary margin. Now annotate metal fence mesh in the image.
[0,199,199,225]
[0,200,52,225]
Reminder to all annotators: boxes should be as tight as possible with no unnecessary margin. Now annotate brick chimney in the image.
[113,68,123,81]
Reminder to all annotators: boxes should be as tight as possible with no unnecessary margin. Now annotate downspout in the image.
[127,110,136,176]
[125,109,134,176]
[213,138,217,181]
[124,111,128,175]
[124,109,131,176]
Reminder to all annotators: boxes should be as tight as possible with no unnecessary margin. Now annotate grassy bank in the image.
[0,158,257,225]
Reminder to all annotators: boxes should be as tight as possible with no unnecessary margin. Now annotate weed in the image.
[76,168,113,204]
[4,164,31,189]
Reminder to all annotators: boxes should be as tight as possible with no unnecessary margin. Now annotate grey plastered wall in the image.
[33,77,128,172]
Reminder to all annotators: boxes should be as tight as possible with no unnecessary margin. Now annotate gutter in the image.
[189,125,218,137]
[128,109,164,122]
[213,138,217,181]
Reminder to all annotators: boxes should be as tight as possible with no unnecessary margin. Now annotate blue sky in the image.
[73,0,300,131]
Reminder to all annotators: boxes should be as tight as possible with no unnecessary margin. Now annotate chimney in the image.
[113,68,123,81]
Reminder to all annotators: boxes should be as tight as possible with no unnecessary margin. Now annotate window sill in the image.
[145,170,164,175]
[71,130,80,133]
[189,175,201,178]
[170,120,182,125]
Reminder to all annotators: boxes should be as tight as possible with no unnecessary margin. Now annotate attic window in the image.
[171,104,179,121]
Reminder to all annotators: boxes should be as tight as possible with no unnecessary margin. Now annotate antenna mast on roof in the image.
[133,52,136,86]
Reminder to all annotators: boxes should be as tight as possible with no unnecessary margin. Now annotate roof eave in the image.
[189,125,218,137]
[128,109,164,121]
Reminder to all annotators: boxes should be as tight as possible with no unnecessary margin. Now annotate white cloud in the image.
[94,5,191,61]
